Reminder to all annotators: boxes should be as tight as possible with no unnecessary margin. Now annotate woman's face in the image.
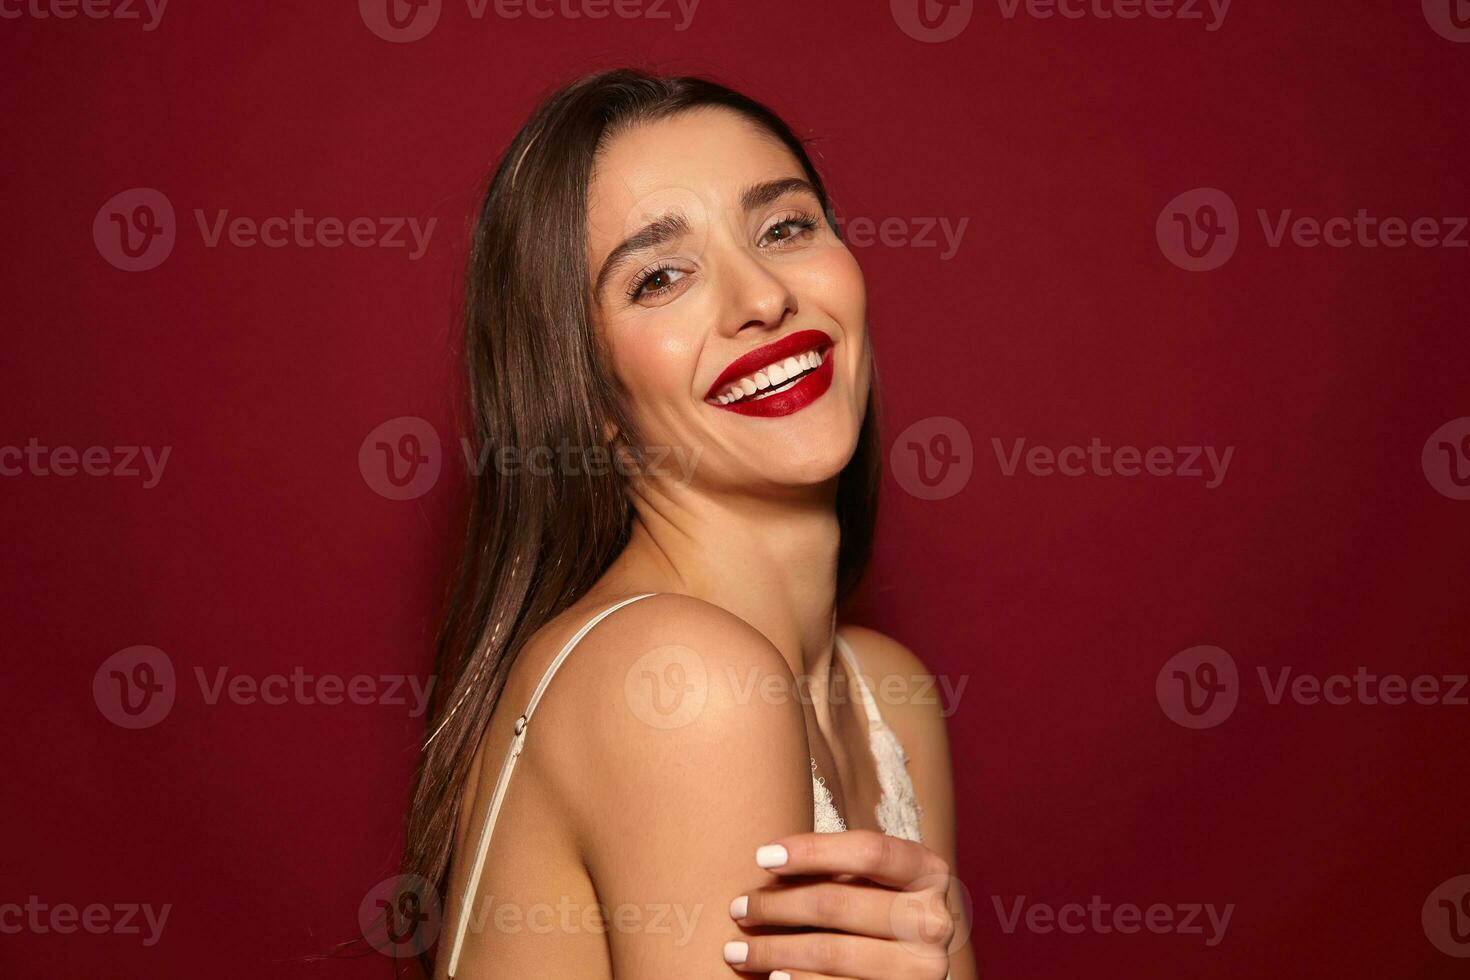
[585,106,870,495]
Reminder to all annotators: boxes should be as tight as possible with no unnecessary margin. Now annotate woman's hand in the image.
[722,829,960,980]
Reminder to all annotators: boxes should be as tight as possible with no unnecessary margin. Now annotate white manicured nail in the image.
[771,972,792,980]
[723,940,748,964]
[756,844,788,868]
[729,895,748,919]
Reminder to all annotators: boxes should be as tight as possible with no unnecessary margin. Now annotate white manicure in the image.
[756,844,789,869]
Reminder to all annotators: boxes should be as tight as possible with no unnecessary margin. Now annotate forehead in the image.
[586,106,804,245]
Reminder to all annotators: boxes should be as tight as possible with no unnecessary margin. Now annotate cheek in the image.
[802,243,867,331]
[608,316,701,416]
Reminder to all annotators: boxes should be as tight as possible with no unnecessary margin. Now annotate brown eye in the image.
[629,265,686,301]
[759,214,819,248]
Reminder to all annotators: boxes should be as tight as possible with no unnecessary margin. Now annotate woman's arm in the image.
[528,593,819,976]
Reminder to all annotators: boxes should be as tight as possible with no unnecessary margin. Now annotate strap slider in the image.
[514,714,528,735]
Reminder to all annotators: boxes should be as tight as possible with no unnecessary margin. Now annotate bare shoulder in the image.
[489,591,814,837]
[466,592,819,974]
[836,623,953,734]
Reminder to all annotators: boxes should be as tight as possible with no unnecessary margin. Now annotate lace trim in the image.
[812,757,847,833]
[807,638,926,842]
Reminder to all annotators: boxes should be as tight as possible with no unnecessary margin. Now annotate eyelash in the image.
[624,210,821,302]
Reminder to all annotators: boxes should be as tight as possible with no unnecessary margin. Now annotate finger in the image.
[733,881,899,938]
[756,830,950,889]
[724,930,947,980]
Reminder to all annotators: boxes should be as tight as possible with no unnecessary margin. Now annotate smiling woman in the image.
[397,68,975,979]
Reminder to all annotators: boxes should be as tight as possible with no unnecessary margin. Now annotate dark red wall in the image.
[4,1,1468,977]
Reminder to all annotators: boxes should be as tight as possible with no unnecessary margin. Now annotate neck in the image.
[609,475,843,705]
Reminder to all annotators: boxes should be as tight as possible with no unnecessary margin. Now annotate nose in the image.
[714,238,799,338]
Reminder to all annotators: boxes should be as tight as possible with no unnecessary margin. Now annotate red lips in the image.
[704,329,836,418]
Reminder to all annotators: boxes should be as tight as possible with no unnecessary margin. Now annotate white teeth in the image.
[711,345,829,405]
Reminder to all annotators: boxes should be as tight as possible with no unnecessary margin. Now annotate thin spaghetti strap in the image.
[444,591,660,977]
[833,631,884,729]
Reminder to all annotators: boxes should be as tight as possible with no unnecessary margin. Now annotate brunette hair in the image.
[398,65,882,962]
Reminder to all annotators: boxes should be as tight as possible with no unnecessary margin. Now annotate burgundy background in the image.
[3,1,1468,977]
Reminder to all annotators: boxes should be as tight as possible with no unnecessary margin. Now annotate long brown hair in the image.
[400,65,882,941]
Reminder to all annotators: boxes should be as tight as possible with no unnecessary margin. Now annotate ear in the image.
[602,419,620,444]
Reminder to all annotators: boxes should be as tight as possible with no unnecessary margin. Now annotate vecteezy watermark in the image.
[455,894,701,945]
[93,646,177,729]
[992,437,1235,489]
[358,0,699,42]
[360,416,443,501]
[1157,646,1470,729]
[194,667,435,717]
[93,646,436,728]
[1423,0,1470,43]
[890,416,975,501]
[0,897,171,947]
[0,439,171,488]
[1158,187,1470,271]
[623,647,970,731]
[461,439,703,486]
[1424,875,1470,958]
[359,415,704,501]
[360,875,442,958]
[1156,645,1239,729]
[891,872,975,960]
[992,895,1234,947]
[0,0,168,30]
[1156,187,1239,271]
[1423,417,1470,501]
[93,188,437,272]
[828,214,970,261]
[890,0,1229,43]
[994,0,1229,30]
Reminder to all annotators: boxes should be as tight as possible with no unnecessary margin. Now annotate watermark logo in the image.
[360,0,443,42]
[891,0,974,44]
[1156,645,1238,729]
[1422,417,1470,500]
[993,895,1234,946]
[1424,0,1470,43]
[0,0,169,30]
[361,0,698,40]
[360,874,442,957]
[1161,188,1468,270]
[995,0,1230,30]
[992,437,1233,488]
[0,897,171,946]
[1157,187,1239,271]
[891,872,974,960]
[829,214,970,260]
[456,894,701,942]
[93,645,177,729]
[1424,875,1470,957]
[624,645,708,730]
[890,416,974,500]
[0,439,171,487]
[94,188,176,272]
[360,416,442,500]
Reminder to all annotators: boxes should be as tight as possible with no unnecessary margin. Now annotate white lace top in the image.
[811,633,925,843]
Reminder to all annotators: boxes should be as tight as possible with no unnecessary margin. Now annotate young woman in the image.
[402,68,976,979]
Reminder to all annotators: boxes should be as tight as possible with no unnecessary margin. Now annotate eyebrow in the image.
[592,177,820,299]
